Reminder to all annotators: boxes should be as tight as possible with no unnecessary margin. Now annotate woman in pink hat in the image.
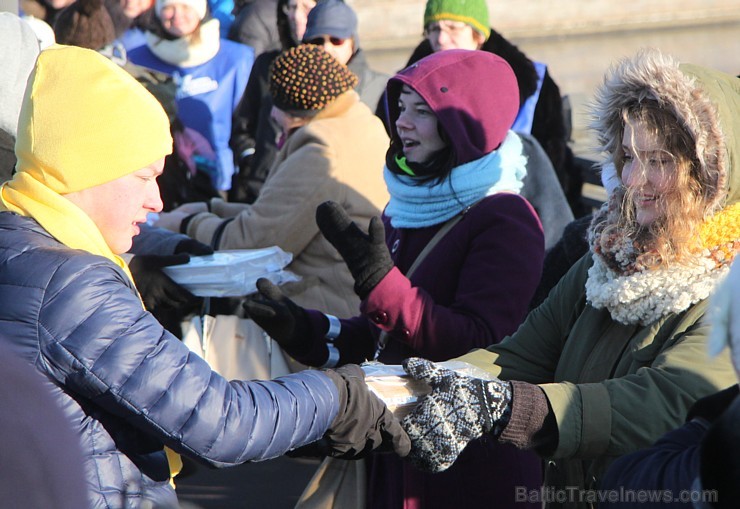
[246,49,546,509]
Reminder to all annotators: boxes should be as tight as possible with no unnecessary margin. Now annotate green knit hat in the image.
[424,0,491,39]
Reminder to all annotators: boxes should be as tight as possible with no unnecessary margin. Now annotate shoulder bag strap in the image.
[373,210,468,360]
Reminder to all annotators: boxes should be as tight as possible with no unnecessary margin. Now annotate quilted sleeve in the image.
[37,256,339,466]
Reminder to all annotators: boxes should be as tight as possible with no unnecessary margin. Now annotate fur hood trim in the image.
[589,48,740,211]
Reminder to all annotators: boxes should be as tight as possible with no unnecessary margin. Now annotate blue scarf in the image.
[384,131,527,228]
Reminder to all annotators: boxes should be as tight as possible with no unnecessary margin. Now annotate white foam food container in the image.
[162,247,299,297]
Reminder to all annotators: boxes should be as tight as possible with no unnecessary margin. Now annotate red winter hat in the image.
[386,49,519,166]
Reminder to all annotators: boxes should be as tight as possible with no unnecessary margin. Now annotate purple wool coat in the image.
[302,192,545,509]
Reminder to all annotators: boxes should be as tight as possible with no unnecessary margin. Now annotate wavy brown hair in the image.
[593,100,710,269]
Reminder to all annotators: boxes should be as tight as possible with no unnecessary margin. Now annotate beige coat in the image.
[185,91,389,318]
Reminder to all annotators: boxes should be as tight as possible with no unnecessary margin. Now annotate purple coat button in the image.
[371,311,388,324]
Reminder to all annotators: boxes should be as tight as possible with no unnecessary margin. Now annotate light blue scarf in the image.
[384,131,527,228]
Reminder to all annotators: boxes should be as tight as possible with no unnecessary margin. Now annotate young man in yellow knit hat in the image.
[0,44,408,508]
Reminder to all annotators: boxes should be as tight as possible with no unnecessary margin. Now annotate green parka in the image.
[457,50,740,508]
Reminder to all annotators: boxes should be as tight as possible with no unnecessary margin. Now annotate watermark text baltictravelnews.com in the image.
[515,486,718,504]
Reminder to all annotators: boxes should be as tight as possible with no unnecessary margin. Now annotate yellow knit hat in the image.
[14,45,172,193]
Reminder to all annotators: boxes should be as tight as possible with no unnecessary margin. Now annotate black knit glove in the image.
[315,201,393,299]
[243,278,311,356]
[174,238,214,256]
[321,364,411,459]
[129,253,197,311]
[401,357,512,472]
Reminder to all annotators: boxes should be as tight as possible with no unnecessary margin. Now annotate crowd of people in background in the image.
[1,0,739,508]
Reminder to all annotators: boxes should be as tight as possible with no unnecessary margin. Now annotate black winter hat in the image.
[269,44,358,113]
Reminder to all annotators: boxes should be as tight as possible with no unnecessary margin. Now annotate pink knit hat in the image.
[385,49,519,166]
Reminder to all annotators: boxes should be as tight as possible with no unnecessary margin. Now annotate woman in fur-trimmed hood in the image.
[397,48,740,509]
[586,48,740,325]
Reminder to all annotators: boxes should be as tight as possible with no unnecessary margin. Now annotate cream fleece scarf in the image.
[146,19,221,68]
[586,250,730,326]
[586,200,740,325]
[0,172,135,283]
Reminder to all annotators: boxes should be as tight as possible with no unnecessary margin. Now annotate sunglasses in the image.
[307,36,347,46]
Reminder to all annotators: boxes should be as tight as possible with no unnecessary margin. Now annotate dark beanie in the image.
[269,44,359,113]
[54,0,116,51]
[303,0,358,44]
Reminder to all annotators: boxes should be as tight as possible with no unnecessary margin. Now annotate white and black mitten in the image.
[401,357,512,472]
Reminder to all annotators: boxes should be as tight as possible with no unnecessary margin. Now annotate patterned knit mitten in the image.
[401,357,512,472]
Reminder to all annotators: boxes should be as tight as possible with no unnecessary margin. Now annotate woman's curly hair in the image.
[592,100,713,269]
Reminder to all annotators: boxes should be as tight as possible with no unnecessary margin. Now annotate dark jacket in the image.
[0,212,340,508]
[0,343,88,509]
[228,0,281,57]
[0,128,15,183]
[599,385,739,509]
[229,48,281,202]
[227,0,296,203]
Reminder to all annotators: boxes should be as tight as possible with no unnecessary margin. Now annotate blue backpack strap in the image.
[511,61,547,135]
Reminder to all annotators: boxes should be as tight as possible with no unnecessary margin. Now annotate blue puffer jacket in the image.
[0,212,339,509]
